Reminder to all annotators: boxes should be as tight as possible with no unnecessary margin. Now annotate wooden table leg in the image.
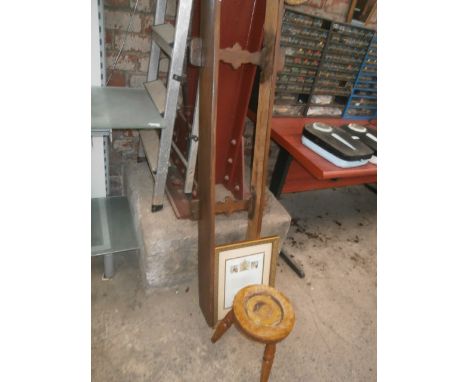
[211,310,235,343]
[260,343,276,382]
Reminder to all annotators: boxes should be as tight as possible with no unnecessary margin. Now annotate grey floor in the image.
[92,185,376,382]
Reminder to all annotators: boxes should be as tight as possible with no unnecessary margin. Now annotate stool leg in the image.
[260,343,276,382]
[211,310,235,343]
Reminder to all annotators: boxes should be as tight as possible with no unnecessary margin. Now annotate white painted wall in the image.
[91,136,108,198]
[91,0,105,86]
[91,0,108,198]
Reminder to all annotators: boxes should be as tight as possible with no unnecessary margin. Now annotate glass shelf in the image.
[91,196,138,256]
[91,86,166,133]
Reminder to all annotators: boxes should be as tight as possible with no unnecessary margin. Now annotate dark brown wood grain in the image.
[211,309,234,343]
[346,0,358,23]
[197,0,220,328]
[247,0,283,240]
[260,344,276,382]
[365,2,377,26]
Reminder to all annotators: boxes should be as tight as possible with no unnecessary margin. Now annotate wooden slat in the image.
[144,79,167,114]
[197,0,220,328]
[139,130,160,173]
[246,0,283,240]
[282,159,377,193]
[365,2,377,26]
[346,0,358,23]
[152,23,175,57]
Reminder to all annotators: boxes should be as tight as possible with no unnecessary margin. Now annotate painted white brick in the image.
[130,0,153,13]
[166,0,176,18]
[114,33,151,52]
[106,52,138,71]
[141,14,155,33]
[113,137,136,152]
[139,55,150,72]
[307,0,324,7]
[324,0,349,17]
[105,10,142,32]
[139,55,168,74]
[159,57,169,72]
[129,74,148,88]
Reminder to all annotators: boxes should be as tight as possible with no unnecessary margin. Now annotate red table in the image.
[245,114,377,278]
[269,117,377,197]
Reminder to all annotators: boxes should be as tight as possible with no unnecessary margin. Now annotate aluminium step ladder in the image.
[138,0,199,212]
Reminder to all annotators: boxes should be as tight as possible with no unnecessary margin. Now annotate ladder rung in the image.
[144,80,167,114]
[152,23,175,58]
[140,130,160,173]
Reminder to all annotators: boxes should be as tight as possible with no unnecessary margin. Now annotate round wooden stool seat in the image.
[211,285,295,381]
[233,284,295,343]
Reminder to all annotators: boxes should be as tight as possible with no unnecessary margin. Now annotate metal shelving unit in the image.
[343,34,377,119]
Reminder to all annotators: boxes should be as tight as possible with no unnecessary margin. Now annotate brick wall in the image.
[104,0,176,88]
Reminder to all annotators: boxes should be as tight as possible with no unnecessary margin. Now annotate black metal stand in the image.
[365,183,377,193]
[269,147,293,198]
[269,148,305,278]
[280,250,305,278]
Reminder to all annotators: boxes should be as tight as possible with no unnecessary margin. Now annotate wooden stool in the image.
[211,284,295,382]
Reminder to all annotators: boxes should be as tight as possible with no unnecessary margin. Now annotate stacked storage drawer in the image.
[272,8,376,118]
[307,22,375,117]
[273,9,328,117]
[343,34,377,119]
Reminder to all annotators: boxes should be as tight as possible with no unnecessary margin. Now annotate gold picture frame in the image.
[214,236,280,323]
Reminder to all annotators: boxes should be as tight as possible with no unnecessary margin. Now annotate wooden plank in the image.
[139,130,160,172]
[361,0,372,20]
[165,166,193,219]
[144,80,167,114]
[365,2,377,26]
[246,0,283,240]
[346,0,358,23]
[197,0,220,328]
[282,159,377,193]
[152,23,175,57]
[282,175,377,193]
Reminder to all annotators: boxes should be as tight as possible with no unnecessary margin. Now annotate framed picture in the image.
[214,236,280,322]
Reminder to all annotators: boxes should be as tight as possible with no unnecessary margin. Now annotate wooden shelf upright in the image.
[197,0,284,327]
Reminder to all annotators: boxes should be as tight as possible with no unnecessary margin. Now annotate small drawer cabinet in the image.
[273,7,377,120]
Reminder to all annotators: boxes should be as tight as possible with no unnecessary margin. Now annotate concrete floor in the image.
[92,185,376,382]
